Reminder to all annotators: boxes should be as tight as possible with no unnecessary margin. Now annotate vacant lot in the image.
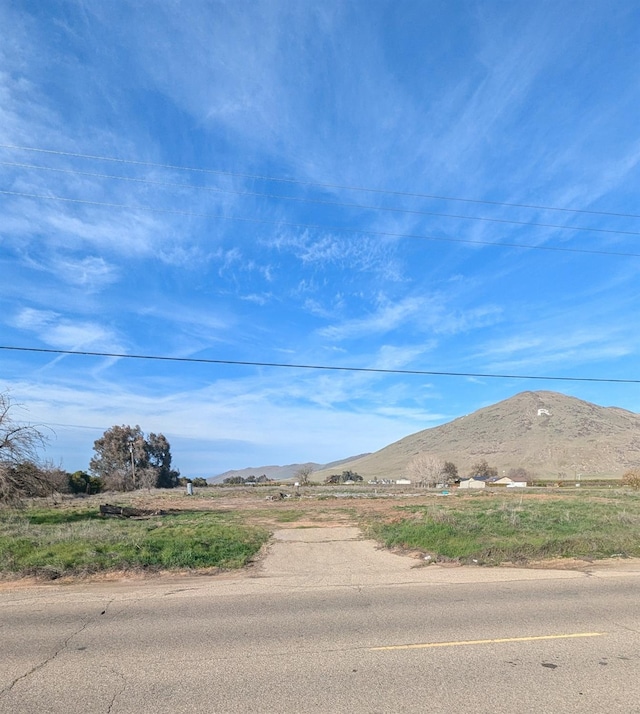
[0,506,268,579]
[1,485,639,578]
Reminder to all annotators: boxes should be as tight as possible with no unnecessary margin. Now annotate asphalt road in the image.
[1,527,640,713]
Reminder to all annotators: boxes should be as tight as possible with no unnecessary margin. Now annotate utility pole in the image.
[129,443,136,489]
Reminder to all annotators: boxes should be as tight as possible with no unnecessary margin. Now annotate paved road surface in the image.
[2,527,640,713]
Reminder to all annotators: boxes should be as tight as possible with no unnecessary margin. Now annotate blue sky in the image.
[2,0,640,477]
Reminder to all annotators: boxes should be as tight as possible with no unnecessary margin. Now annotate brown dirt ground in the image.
[63,483,626,530]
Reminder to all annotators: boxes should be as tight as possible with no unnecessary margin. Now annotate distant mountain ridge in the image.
[208,454,370,484]
[311,391,640,482]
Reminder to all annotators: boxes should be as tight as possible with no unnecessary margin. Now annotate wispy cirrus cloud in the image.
[270,228,403,280]
[10,307,123,352]
[477,325,635,375]
[319,293,502,342]
[30,255,119,291]
[318,296,427,341]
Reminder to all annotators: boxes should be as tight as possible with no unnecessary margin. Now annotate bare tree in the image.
[470,459,498,478]
[101,467,129,493]
[294,464,314,486]
[0,392,50,505]
[137,467,159,491]
[406,452,444,488]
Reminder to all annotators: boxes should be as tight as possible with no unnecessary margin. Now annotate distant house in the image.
[491,476,529,488]
[395,478,412,485]
[458,478,486,489]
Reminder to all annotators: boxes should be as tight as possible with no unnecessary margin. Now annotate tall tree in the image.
[90,424,144,491]
[146,432,179,488]
[442,461,458,484]
[90,425,178,490]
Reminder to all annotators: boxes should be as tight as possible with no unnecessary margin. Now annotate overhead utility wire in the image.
[2,160,634,237]
[1,143,637,220]
[1,189,639,259]
[1,346,638,384]
[17,419,105,432]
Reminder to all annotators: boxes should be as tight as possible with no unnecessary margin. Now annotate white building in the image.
[458,478,486,489]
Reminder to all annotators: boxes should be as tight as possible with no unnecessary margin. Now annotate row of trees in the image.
[407,454,538,485]
[325,470,363,484]
[223,475,272,485]
[406,455,508,486]
[0,392,182,503]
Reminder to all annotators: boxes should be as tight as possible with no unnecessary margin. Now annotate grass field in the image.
[364,491,640,564]
[0,507,269,579]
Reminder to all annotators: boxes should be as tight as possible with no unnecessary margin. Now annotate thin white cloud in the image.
[12,307,57,332]
[319,295,502,342]
[319,296,426,341]
[477,325,635,374]
[371,344,434,371]
[10,307,122,352]
[134,302,234,349]
[50,255,118,290]
[271,228,403,281]
[241,293,273,306]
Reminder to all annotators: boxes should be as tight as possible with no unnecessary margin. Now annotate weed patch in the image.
[274,510,305,523]
[0,508,269,578]
[364,495,640,564]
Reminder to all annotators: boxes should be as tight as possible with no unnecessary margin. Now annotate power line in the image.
[16,419,104,431]
[2,160,635,237]
[1,345,638,384]
[1,142,637,220]
[2,188,639,258]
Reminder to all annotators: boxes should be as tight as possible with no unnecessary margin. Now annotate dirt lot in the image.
[72,484,453,529]
[66,482,623,530]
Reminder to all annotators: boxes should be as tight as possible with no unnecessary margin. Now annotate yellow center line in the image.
[370,632,606,651]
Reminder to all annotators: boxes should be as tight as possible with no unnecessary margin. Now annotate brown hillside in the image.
[313,391,640,481]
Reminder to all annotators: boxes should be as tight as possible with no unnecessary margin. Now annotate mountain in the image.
[208,454,370,484]
[311,391,640,482]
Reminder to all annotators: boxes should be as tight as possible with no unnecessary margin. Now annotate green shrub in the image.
[68,471,103,495]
